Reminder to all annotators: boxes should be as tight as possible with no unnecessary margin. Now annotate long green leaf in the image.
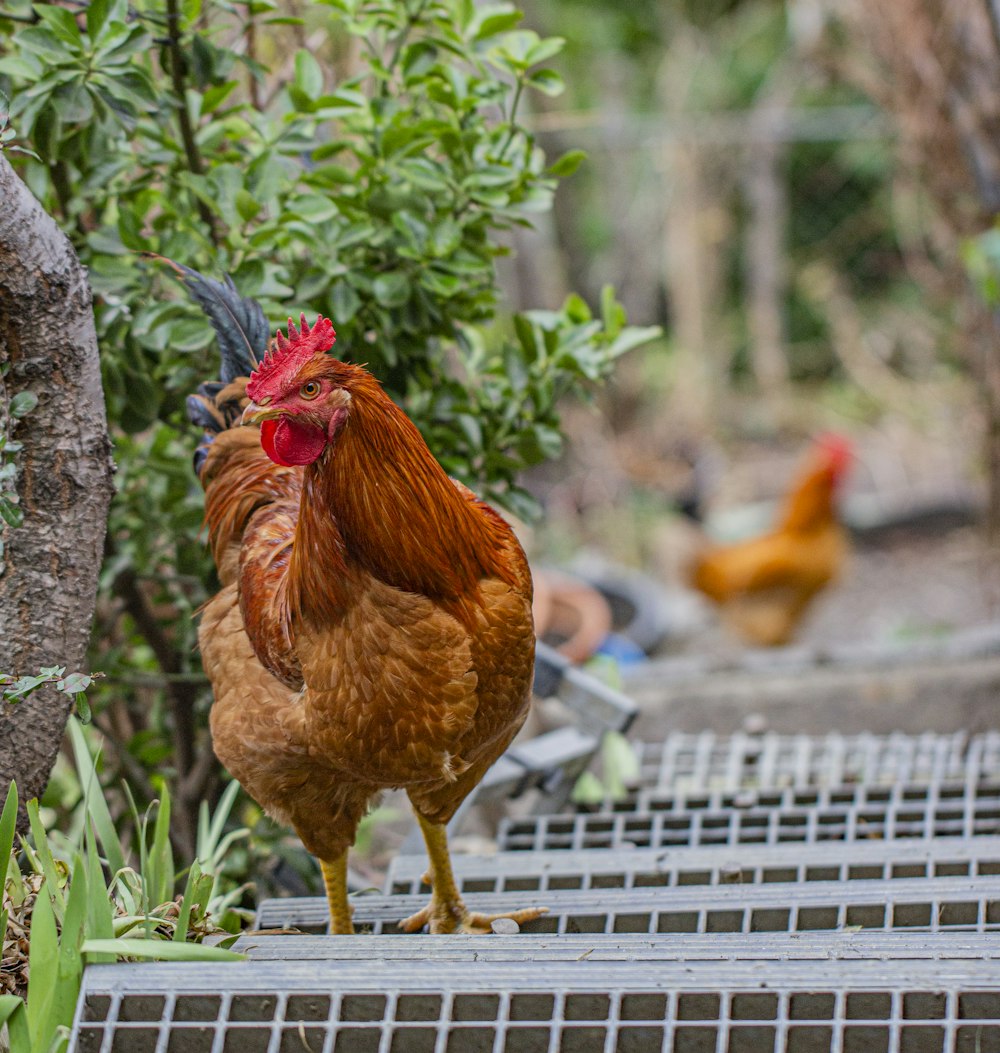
[120,781,149,915]
[81,938,244,962]
[172,858,201,942]
[52,856,88,1035]
[198,779,239,861]
[0,995,31,1053]
[25,879,58,1053]
[67,720,125,878]
[26,800,64,919]
[0,780,17,870]
[83,823,114,964]
[149,787,173,908]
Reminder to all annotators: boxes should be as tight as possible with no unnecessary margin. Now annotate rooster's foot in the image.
[398,901,548,935]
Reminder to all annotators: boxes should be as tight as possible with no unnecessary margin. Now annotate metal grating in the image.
[250,876,1000,936]
[379,836,1000,897]
[70,937,1000,1053]
[623,731,1000,797]
[230,929,1000,960]
[499,781,1000,851]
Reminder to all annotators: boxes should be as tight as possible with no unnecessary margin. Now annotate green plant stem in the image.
[496,78,525,162]
[163,0,219,243]
[244,1,261,111]
[382,0,430,86]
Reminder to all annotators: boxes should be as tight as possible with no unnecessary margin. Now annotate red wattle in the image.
[260,419,294,466]
[259,417,327,466]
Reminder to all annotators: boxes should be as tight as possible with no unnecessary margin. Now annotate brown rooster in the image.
[689,435,853,647]
[177,265,543,934]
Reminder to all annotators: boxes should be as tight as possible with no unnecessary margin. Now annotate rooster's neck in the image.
[289,380,513,623]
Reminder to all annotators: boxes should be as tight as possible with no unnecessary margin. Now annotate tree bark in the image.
[0,154,114,824]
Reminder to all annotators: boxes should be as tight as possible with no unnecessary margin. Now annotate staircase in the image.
[69,727,1000,1052]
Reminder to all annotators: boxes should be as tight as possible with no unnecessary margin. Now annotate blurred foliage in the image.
[529,0,928,395]
[0,0,656,891]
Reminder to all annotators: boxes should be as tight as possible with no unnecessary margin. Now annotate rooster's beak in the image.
[242,402,283,426]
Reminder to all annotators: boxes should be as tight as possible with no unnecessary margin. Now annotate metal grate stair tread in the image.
[253,875,1000,935]
[71,935,1000,1053]
[625,730,1000,796]
[381,834,1000,896]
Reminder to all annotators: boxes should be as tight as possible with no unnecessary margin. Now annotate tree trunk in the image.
[0,155,114,825]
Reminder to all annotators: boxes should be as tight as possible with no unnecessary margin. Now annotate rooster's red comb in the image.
[246,314,336,400]
[814,432,853,477]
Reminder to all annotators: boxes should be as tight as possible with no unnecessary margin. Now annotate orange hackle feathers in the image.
[287,370,524,631]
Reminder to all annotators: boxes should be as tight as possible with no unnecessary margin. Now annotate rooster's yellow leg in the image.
[320,852,355,935]
[399,813,547,935]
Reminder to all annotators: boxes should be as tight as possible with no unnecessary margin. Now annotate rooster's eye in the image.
[300,381,321,400]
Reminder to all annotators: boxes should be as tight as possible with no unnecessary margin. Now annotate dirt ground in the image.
[794,523,1000,649]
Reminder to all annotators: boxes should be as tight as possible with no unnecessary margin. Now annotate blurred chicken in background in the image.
[688,435,853,647]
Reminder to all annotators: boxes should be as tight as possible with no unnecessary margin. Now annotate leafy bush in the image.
[0,0,656,872]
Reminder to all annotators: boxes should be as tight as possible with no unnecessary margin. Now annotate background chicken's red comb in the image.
[247,315,336,400]
[814,432,853,477]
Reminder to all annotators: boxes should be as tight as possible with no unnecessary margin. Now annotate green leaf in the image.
[150,789,174,909]
[525,36,564,66]
[0,781,17,875]
[547,149,586,178]
[27,799,66,917]
[294,49,323,100]
[26,877,58,1051]
[68,719,126,879]
[8,390,38,419]
[235,190,262,223]
[81,938,245,961]
[331,280,362,323]
[33,4,83,47]
[525,68,564,97]
[373,272,411,308]
[86,0,115,42]
[74,693,93,724]
[473,10,523,41]
[0,499,22,529]
[174,860,212,941]
[0,996,31,1052]
[83,823,115,963]
[54,855,89,1030]
[607,325,663,359]
[57,673,93,695]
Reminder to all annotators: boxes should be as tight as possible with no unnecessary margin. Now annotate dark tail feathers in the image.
[152,257,270,474]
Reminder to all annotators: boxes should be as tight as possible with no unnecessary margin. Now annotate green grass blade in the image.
[198,780,239,862]
[0,994,32,1053]
[51,855,87,1038]
[80,938,245,962]
[67,720,125,878]
[120,782,150,915]
[25,878,58,1053]
[0,780,17,869]
[83,824,114,964]
[150,786,173,908]
[26,801,64,919]
[172,860,207,942]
